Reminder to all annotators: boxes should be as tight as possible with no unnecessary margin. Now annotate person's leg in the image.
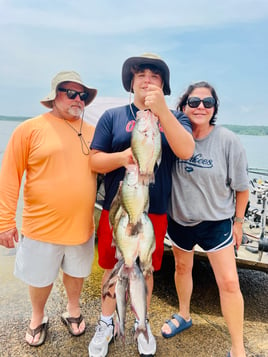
[88,210,117,357]
[101,269,117,316]
[62,236,95,335]
[14,236,62,345]
[208,245,246,357]
[147,212,165,312]
[62,273,85,334]
[145,272,153,310]
[88,268,117,357]
[161,246,194,335]
[174,247,194,320]
[25,284,53,344]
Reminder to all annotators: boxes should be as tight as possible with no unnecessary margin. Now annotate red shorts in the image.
[97,209,167,271]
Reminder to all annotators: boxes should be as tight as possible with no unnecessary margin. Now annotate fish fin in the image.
[128,221,142,235]
[102,259,124,297]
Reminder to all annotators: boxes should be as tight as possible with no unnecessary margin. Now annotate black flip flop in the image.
[61,312,85,336]
[26,316,49,347]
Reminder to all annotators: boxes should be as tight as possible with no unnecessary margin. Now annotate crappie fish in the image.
[138,213,156,276]
[121,164,149,226]
[129,262,148,342]
[131,110,161,183]
[113,211,139,267]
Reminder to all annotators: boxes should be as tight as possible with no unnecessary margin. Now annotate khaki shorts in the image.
[14,235,95,287]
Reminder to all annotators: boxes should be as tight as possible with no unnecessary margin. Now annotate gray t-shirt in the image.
[169,125,249,226]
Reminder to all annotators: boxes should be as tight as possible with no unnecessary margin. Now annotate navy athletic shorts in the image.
[167,216,233,252]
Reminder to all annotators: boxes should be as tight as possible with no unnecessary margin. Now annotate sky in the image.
[0,0,268,125]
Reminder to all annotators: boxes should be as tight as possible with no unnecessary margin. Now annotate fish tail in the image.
[140,173,155,185]
[114,321,125,340]
[134,326,149,343]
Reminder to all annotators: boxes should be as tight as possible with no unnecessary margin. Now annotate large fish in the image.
[120,164,149,227]
[129,262,149,342]
[113,211,139,267]
[131,110,162,183]
[138,212,156,276]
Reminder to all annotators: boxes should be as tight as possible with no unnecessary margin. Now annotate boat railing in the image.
[244,178,268,261]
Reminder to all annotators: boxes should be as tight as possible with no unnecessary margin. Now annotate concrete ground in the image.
[0,245,267,357]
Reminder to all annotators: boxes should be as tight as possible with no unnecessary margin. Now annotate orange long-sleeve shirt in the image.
[0,112,96,245]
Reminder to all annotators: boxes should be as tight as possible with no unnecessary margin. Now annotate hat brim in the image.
[40,81,97,108]
[122,56,171,95]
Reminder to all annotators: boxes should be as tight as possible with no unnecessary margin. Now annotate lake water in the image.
[1,119,268,170]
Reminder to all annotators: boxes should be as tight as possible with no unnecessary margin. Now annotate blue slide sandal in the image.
[161,314,192,338]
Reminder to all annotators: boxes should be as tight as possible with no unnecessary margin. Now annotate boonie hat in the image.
[40,71,97,108]
[122,53,171,95]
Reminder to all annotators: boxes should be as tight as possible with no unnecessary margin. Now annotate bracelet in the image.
[234,216,244,223]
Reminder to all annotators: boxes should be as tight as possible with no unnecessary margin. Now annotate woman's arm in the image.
[233,189,250,249]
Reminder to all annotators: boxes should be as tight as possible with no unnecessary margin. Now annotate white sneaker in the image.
[134,319,156,356]
[88,320,114,357]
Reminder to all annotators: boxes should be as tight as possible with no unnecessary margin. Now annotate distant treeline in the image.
[0,115,267,136]
[0,115,28,122]
[222,125,268,136]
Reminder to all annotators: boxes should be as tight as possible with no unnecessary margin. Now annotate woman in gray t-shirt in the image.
[161,81,248,357]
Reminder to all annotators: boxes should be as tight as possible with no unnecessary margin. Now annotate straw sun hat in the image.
[122,53,171,95]
[40,71,97,108]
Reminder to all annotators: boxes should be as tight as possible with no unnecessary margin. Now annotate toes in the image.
[71,318,85,334]
[161,322,171,334]
[25,331,40,344]
[79,319,86,333]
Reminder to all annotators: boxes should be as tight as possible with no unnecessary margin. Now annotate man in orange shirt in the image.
[0,71,97,347]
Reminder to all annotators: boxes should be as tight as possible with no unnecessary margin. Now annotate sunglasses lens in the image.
[66,90,77,99]
[79,92,89,101]
[187,97,201,108]
[203,97,215,108]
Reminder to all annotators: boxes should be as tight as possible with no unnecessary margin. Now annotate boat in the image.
[94,168,268,273]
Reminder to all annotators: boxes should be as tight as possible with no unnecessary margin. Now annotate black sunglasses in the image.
[58,88,89,102]
[187,96,215,109]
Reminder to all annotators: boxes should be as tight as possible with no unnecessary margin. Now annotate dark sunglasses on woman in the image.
[187,96,215,108]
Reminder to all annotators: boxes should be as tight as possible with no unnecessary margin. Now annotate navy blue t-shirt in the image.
[91,104,192,214]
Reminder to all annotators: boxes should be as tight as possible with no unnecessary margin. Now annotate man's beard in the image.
[68,106,83,118]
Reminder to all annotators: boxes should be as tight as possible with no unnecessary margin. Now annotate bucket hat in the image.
[40,71,97,108]
[122,53,171,95]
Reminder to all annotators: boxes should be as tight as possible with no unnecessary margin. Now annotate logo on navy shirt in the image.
[125,120,164,133]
